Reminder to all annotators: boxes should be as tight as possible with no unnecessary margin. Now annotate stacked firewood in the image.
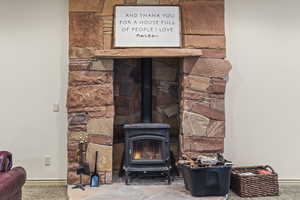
[178,153,231,168]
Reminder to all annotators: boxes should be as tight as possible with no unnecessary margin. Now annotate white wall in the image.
[0,0,68,180]
[225,0,300,180]
[1,0,300,180]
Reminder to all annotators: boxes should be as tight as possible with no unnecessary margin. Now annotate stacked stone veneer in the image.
[67,0,231,184]
[152,59,180,159]
[179,58,231,158]
[67,59,114,184]
[113,59,141,171]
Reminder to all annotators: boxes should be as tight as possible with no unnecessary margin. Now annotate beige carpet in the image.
[22,185,68,200]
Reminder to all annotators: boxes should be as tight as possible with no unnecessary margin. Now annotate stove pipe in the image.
[141,58,152,123]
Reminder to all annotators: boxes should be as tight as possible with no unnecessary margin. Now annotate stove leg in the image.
[125,171,130,185]
[167,171,171,185]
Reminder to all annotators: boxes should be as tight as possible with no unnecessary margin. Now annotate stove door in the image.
[129,135,167,165]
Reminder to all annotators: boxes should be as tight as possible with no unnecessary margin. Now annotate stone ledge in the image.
[94,48,203,58]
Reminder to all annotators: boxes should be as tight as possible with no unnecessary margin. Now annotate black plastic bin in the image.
[181,164,232,197]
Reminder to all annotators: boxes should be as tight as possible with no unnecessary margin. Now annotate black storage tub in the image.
[182,164,232,197]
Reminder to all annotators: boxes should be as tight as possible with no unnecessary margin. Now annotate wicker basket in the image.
[231,165,279,198]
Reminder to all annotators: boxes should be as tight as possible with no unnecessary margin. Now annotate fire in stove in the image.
[132,140,162,160]
[133,152,142,160]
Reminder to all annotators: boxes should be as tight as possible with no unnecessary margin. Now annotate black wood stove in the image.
[123,58,171,184]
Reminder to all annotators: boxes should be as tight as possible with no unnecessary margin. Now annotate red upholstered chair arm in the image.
[0,167,26,200]
[0,151,12,172]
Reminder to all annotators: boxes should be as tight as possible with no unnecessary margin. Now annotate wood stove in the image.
[123,58,171,185]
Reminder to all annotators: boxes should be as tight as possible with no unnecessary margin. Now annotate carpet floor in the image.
[22,184,300,200]
[22,185,68,200]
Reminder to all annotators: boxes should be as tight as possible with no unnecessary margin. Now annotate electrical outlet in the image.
[45,156,51,166]
[53,104,60,112]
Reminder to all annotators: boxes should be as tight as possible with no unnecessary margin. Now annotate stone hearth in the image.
[67,0,232,185]
[68,180,227,200]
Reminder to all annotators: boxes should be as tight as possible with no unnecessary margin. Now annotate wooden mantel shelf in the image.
[94,48,203,58]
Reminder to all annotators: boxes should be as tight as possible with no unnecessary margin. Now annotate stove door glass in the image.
[132,139,162,160]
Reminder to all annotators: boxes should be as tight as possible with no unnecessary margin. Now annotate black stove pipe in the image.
[141,58,152,123]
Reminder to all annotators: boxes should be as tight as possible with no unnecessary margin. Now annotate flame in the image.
[134,152,142,160]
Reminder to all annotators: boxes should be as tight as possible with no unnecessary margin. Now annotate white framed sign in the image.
[114,5,181,48]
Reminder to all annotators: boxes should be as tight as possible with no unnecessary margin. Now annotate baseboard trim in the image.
[25,179,67,186]
[279,179,300,184]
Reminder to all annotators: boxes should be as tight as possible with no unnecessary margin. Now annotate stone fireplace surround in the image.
[67,0,232,185]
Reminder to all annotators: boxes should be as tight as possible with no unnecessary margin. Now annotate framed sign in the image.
[113,5,181,48]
